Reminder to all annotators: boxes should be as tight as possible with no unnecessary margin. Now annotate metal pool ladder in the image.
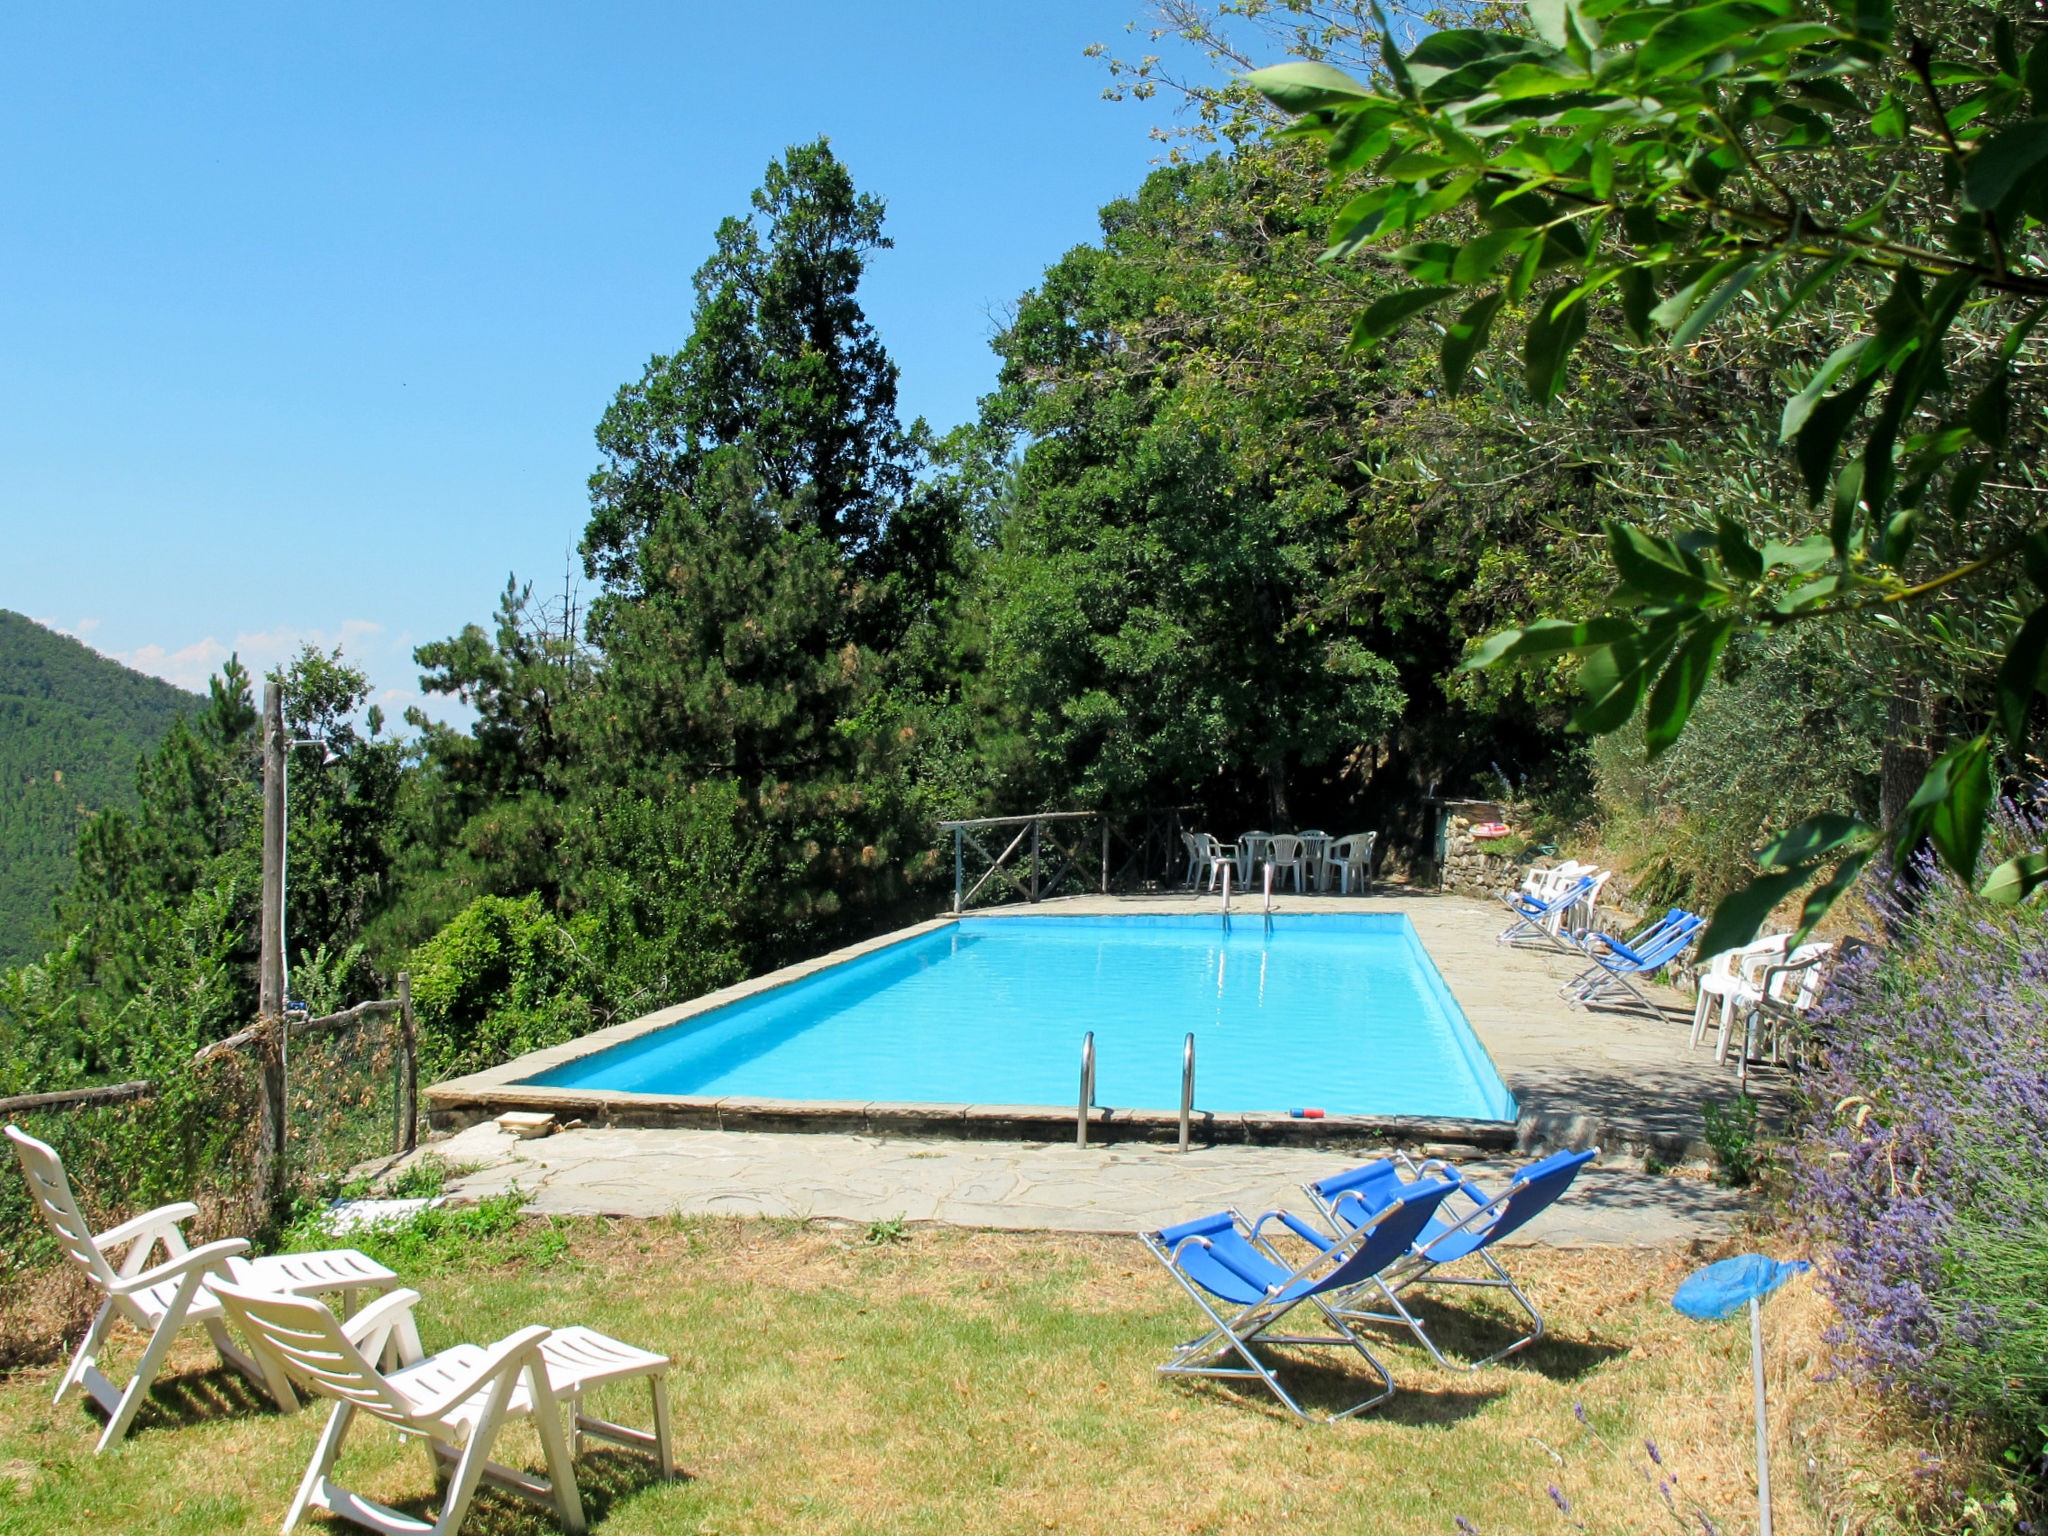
[1179,1032,1196,1152]
[1077,1030,1096,1147]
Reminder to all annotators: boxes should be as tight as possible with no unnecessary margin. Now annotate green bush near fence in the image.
[406,893,601,1081]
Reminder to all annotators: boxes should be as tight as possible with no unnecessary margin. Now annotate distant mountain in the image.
[0,612,200,965]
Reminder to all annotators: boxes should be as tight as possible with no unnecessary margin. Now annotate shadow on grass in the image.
[76,1361,279,1441]
[1186,1347,1505,1427]
[1372,1297,1628,1381]
[373,1447,686,1534]
[1512,1334,1628,1381]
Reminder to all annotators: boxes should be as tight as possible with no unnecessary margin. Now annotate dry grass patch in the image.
[0,1215,2007,1536]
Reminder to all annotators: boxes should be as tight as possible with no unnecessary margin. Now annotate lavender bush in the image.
[1795,807,2048,1431]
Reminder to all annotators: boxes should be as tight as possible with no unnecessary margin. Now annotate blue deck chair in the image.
[1561,909,1703,1015]
[1495,875,1596,952]
[1303,1148,1599,1370]
[1141,1177,1457,1423]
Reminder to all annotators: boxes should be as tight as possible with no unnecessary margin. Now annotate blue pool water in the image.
[526,915,1516,1121]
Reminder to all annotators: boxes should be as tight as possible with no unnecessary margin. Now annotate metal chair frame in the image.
[1305,1149,1598,1371]
[1141,1182,1453,1424]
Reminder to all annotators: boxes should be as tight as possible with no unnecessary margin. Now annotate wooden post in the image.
[395,971,418,1154]
[1101,816,1109,893]
[952,828,963,915]
[1030,818,1041,904]
[256,682,288,1218]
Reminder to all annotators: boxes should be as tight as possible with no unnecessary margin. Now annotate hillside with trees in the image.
[0,612,197,964]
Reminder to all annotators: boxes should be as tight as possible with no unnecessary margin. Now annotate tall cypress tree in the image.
[583,138,915,586]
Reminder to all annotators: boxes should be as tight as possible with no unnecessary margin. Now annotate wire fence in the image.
[0,980,418,1365]
[285,999,417,1188]
[0,1050,264,1367]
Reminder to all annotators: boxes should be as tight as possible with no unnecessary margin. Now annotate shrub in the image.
[1794,808,2048,1436]
[1700,1094,1760,1187]
[407,894,598,1080]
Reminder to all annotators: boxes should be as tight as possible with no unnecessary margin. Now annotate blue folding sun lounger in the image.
[1562,909,1703,1015]
[1141,1176,1457,1423]
[1303,1148,1599,1370]
[1495,875,1596,952]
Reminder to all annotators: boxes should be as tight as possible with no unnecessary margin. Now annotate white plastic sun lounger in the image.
[6,1123,400,1452]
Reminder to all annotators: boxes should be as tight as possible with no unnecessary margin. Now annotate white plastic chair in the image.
[1725,943,1835,1079]
[1319,832,1377,893]
[1235,832,1270,885]
[1520,860,1590,899]
[6,1124,400,1452]
[210,1278,589,1536]
[1690,933,1789,1048]
[1264,834,1310,892]
[1190,833,1238,892]
[1295,829,1330,888]
[1554,869,1611,936]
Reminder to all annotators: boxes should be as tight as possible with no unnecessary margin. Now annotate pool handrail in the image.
[1179,1032,1195,1152]
[1077,1030,1096,1147]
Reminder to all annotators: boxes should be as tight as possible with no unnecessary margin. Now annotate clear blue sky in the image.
[0,2,1194,716]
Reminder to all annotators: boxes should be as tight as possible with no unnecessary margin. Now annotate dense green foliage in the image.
[407,893,597,1080]
[2,110,1894,1111]
[1246,0,2048,949]
[0,611,197,964]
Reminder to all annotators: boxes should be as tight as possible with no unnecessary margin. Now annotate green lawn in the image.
[0,1214,1961,1536]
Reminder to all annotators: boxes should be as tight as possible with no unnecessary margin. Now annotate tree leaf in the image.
[1900,734,1993,879]
[1441,290,1507,395]
[1643,616,1733,757]
[1608,523,1718,602]
[1828,460,1865,559]
[1671,259,1760,345]
[1795,376,1877,504]
[1716,515,1764,580]
[1946,457,1990,520]
[1570,628,1679,735]
[1695,866,1823,960]
[1792,848,1874,944]
[1528,0,1574,48]
[1761,534,1835,573]
[1650,255,1744,333]
[1245,62,1379,112]
[1636,2,1781,78]
[1967,365,2011,450]
[1349,286,1459,349]
[1462,615,1636,669]
[1981,851,2048,905]
[1523,288,1591,404]
[1452,229,1531,283]
[2000,301,2048,361]
[1618,265,1656,343]
[1779,337,1870,442]
[1996,605,2048,747]
[1758,813,1876,869]
[1963,119,2048,211]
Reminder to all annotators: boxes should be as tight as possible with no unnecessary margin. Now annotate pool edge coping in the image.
[425,909,1521,1151]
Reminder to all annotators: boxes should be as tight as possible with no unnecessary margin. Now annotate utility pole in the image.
[256,682,287,1219]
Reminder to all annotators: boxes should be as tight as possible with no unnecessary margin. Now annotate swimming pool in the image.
[523,914,1517,1123]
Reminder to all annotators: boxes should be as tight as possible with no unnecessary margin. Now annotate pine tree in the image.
[583,138,916,583]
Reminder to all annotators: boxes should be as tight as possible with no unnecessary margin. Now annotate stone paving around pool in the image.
[410,887,1773,1249]
[415,1119,1749,1248]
